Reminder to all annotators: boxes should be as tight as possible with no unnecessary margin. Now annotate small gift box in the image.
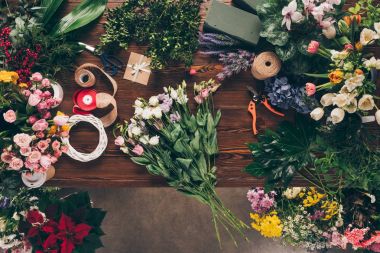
[123,52,152,85]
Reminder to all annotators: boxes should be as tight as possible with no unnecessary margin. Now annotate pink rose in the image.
[42,111,51,119]
[42,91,51,98]
[200,88,209,99]
[35,131,45,139]
[114,136,125,146]
[20,147,32,156]
[307,40,320,54]
[1,151,13,163]
[28,151,41,163]
[132,144,144,156]
[36,101,48,111]
[54,150,62,158]
[46,98,58,108]
[9,158,23,170]
[39,155,51,169]
[194,95,203,104]
[37,140,49,152]
[3,109,16,123]
[41,78,51,87]
[28,115,38,124]
[28,94,41,107]
[23,90,31,97]
[305,82,316,96]
[34,89,43,96]
[51,140,61,151]
[53,115,69,126]
[13,133,32,147]
[25,160,38,170]
[32,119,48,132]
[31,72,43,82]
[60,145,68,153]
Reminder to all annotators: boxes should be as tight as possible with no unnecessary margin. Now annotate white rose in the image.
[376,110,380,125]
[142,108,153,119]
[149,96,159,106]
[360,28,379,46]
[320,93,336,107]
[331,108,345,124]
[134,99,143,108]
[374,22,380,34]
[323,26,336,39]
[149,136,160,146]
[332,93,350,107]
[310,107,324,121]
[358,95,375,111]
[152,107,162,119]
[131,126,142,136]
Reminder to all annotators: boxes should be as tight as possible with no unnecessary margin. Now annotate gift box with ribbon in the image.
[123,52,152,85]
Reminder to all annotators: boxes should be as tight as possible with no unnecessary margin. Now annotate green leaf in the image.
[275,43,296,62]
[197,154,208,175]
[206,113,214,136]
[131,157,151,166]
[260,17,289,46]
[304,73,329,78]
[176,158,193,169]
[50,0,107,36]
[190,131,200,151]
[40,0,65,26]
[174,139,185,153]
[214,110,222,127]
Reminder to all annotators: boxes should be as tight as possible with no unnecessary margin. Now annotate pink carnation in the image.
[31,72,43,82]
[28,94,41,107]
[13,133,32,148]
[32,119,48,132]
[54,150,62,158]
[28,151,42,163]
[9,158,24,170]
[3,109,16,123]
[35,131,45,139]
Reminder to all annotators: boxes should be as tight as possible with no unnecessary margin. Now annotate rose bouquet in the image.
[0,189,106,253]
[246,187,380,252]
[306,16,380,125]
[1,71,69,187]
[114,79,248,244]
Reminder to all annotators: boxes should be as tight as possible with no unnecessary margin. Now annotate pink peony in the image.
[41,78,51,87]
[32,119,48,132]
[28,115,38,124]
[13,133,32,147]
[200,88,210,99]
[34,89,42,96]
[307,40,320,54]
[28,94,41,107]
[39,155,51,169]
[31,72,43,82]
[3,109,16,123]
[28,151,42,163]
[42,91,51,98]
[114,136,125,146]
[132,145,144,156]
[1,151,13,163]
[37,140,49,152]
[9,158,24,170]
[53,115,69,126]
[305,82,316,96]
[20,147,32,156]
[51,140,61,151]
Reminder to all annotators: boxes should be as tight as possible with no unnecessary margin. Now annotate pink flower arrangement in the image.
[247,188,276,214]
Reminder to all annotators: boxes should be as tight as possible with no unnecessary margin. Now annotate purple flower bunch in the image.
[157,93,173,113]
[198,33,242,56]
[0,197,10,209]
[247,188,276,214]
[216,50,254,81]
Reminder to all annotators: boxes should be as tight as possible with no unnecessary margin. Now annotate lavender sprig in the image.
[216,50,254,80]
[199,32,242,56]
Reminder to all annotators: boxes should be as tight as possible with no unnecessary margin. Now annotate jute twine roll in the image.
[251,52,281,80]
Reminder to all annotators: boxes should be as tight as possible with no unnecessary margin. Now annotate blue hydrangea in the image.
[264,77,311,114]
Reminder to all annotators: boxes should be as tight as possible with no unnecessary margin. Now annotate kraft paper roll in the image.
[251,52,282,80]
[74,63,118,127]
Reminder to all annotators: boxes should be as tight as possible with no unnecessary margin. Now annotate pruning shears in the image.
[78,42,125,76]
[247,85,285,135]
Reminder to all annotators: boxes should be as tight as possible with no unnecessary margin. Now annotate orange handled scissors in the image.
[247,86,285,135]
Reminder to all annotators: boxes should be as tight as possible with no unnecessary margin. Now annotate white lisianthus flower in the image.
[142,108,153,119]
[149,136,160,146]
[332,93,350,107]
[376,110,380,125]
[131,126,142,136]
[358,95,375,111]
[149,96,159,106]
[320,93,336,107]
[360,28,379,46]
[310,107,324,121]
[139,135,149,145]
[134,107,143,117]
[134,99,143,108]
[323,26,336,39]
[331,108,345,124]
[374,22,380,34]
[152,107,162,119]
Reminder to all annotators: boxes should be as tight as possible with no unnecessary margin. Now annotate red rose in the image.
[26,209,45,225]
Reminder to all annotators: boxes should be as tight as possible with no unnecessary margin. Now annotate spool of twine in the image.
[75,67,96,88]
[251,52,281,80]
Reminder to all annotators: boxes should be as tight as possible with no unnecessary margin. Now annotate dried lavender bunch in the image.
[216,50,254,81]
[198,32,242,56]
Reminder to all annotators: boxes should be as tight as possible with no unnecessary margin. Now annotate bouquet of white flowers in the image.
[114,79,248,244]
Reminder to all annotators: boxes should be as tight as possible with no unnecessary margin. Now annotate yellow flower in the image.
[321,200,339,220]
[56,111,65,116]
[250,211,283,238]
[18,82,28,88]
[61,124,70,132]
[0,71,19,84]
[355,42,363,51]
[302,188,325,207]
[48,125,57,136]
[328,70,344,84]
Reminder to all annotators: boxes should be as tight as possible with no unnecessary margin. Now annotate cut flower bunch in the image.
[114,79,248,244]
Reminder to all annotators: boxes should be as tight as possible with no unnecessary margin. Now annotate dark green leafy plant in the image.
[99,0,202,69]
[348,0,380,28]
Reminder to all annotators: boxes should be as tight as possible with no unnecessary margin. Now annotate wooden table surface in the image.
[48,0,375,187]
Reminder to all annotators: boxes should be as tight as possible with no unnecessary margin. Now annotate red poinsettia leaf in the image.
[58,214,76,233]
[60,238,75,253]
[27,227,39,238]
[42,220,58,234]
[43,234,58,249]
[73,223,92,243]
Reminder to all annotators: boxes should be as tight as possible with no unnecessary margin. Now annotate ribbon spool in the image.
[251,52,282,80]
[21,166,55,188]
[61,114,108,162]
[51,81,64,108]
[73,63,118,127]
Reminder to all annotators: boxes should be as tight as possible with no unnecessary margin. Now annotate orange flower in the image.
[18,83,28,88]
[328,70,344,84]
[343,16,351,26]
[355,69,364,76]
[355,42,363,51]
[351,15,361,25]
[48,125,57,135]
[61,124,70,132]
